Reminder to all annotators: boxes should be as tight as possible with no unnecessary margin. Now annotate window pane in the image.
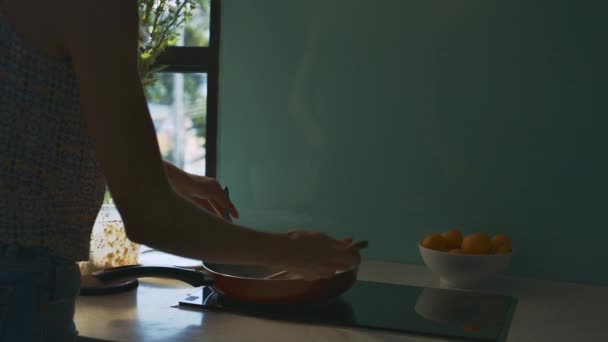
[142,72,207,266]
[180,0,211,47]
[147,73,208,176]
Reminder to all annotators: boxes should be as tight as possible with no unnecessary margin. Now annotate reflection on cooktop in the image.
[179,281,517,342]
[201,289,357,324]
[415,287,511,330]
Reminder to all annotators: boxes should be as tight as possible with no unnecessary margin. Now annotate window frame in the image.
[152,0,222,177]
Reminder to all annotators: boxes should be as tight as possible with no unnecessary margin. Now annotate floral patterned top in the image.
[0,2,106,261]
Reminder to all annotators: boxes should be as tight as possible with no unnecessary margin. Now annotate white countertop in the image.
[75,260,608,342]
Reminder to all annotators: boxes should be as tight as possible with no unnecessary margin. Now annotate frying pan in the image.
[93,240,367,304]
[93,187,366,304]
[92,255,362,305]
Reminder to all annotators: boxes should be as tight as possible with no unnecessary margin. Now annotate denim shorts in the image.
[0,242,81,341]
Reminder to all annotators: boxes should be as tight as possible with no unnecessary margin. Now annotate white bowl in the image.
[418,243,512,289]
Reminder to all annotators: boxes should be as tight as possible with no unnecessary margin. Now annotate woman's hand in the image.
[276,231,361,281]
[164,161,239,219]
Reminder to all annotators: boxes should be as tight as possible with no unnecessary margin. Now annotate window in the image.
[139,0,221,266]
[148,72,208,174]
[150,0,220,177]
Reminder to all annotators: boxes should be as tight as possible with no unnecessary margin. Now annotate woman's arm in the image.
[61,0,358,275]
[62,0,278,265]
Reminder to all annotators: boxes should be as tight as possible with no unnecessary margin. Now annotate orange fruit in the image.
[449,248,464,255]
[441,229,463,250]
[421,234,449,251]
[461,233,492,254]
[463,325,481,331]
[495,244,512,254]
[490,234,512,253]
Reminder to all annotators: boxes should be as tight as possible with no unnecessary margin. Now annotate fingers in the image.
[330,250,360,269]
[230,204,240,219]
[191,197,213,212]
[208,200,224,218]
[204,181,240,219]
[337,237,353,247]
[210,199,227,218]
[210,199,239,220]
[347,249,361,266]
[283,230,362,281]
[332,238,360,267]
[189,178,239,219]
[294,256,359,281]
[191,197,223,217]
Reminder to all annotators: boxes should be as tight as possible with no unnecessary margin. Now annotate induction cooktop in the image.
[179,281,517,342]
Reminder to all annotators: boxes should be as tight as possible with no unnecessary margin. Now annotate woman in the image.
[0,0,360,340]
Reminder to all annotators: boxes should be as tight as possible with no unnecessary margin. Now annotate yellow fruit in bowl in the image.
[441,229,463,250]
[463,325,481,331]
[461,233,492,254]
[495,244,512,254]
[421,234,449,252]
[490,234,512,253]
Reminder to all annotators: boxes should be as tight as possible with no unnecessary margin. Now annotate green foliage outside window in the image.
[138,0,198,86]
[144,0,210,141]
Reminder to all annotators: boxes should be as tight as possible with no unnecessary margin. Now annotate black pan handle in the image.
[92,265,214,288]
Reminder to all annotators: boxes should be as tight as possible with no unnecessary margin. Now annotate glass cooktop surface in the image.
[179,281,517,342]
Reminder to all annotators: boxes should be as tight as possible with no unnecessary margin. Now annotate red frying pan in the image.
[93,241,367,305]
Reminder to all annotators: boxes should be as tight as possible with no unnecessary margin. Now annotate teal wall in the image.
[217,0,608,285]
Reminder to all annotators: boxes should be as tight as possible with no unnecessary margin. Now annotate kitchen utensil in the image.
[92,261,359,304]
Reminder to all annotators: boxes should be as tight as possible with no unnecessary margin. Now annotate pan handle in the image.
[92,265,214,288]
